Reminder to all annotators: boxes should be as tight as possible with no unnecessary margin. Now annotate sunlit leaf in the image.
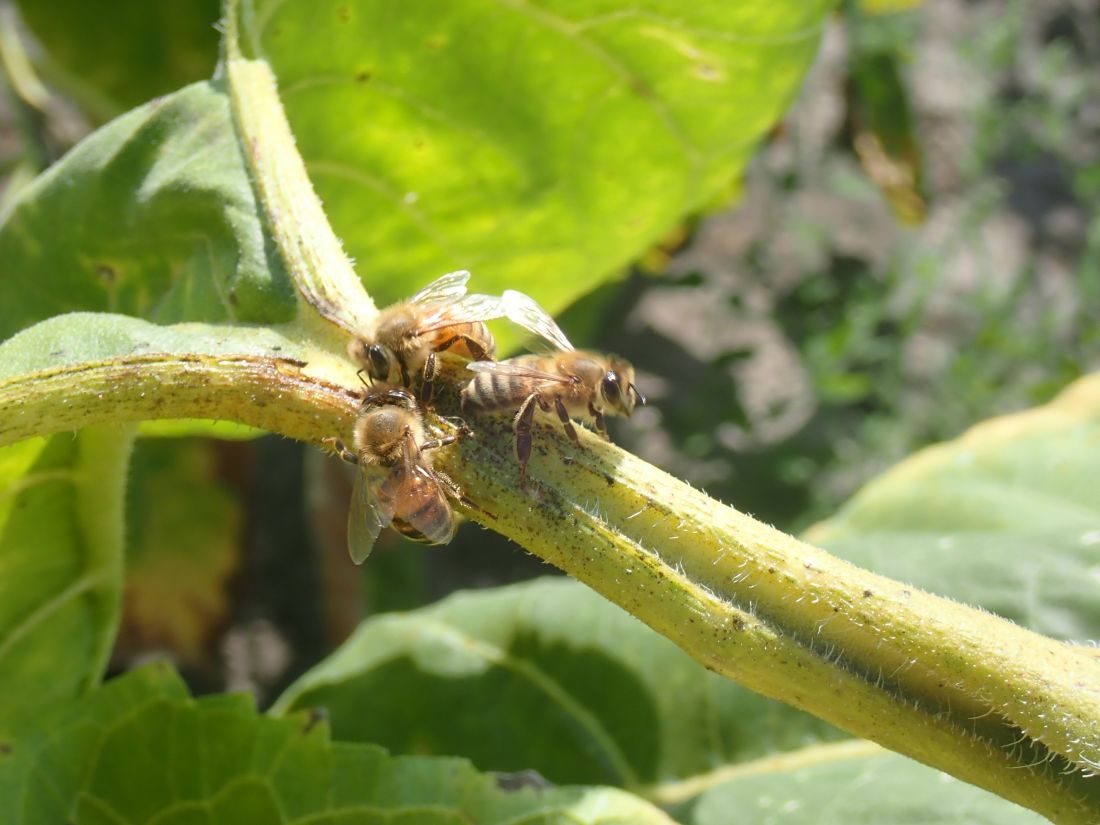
[0,82,296,340]
[243,0,835,313]
[0,312,312,382]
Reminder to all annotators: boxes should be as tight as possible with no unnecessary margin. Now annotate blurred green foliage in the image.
[582,1,1100,532]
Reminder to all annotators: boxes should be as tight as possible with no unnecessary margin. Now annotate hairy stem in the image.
[2,355,1098,822]
[223,7,376,339]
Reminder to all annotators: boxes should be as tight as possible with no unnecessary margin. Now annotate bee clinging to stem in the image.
[347,270,503,403]
[460,290,645,484]
[324,384,477,564]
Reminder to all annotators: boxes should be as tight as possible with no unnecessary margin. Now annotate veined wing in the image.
[467,359,575,385]
[409,270,471,305]
[347,468,396,565]
[502,290,574,352]
[419,292,505,332]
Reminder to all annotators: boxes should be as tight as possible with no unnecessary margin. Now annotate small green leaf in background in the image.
[0,82,297,340]
[0,662,674,824]
[806,372,1100,642]
[116,438,242,668]
[245,0,835,313]
[16,0,221,117]
[0,425,134,730]
[274,578,845,789]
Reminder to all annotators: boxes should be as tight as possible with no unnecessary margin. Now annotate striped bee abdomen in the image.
[461,371,528,414]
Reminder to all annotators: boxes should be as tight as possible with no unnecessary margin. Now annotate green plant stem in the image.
[2,355,1098,823]
[222,14,375,339]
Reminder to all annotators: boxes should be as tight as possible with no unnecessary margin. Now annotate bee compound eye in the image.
[368,345,392,379]
[601,372,622,404]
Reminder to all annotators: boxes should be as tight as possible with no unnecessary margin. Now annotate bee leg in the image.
[554,397,580,446]
[513,393,542,485]
[436,414,471,431]
[419,432,462,452]
[435,470,494,518]
[434,334,491,362]
[322,437,359,465]
[420,352,437,407]
[458,335,492,361]
[588,402,609,441]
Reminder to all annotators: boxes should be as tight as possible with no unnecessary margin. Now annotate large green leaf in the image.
[0,425,133,730]
[244,0,833,310]
[274,579,1051,822]
[17,0,221,117]
[680,747,1044,824]
[274,578,845,788]
[806,372,1100,642]
[3,1,833,345]
[0,82,296,340]
[0,662,673,824]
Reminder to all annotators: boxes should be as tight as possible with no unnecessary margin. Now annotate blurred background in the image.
[1,0,1097,702]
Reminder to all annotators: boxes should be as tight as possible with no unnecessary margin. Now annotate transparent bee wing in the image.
[502,290,574,352]
[409,270,471,306]
[347,468,395,565]
[419,293,506,331]
[466,359,574,385]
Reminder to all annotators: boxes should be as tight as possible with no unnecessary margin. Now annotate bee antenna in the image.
[629,383,646,405]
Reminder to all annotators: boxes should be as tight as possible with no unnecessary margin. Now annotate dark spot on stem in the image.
[863,589,873,598]
[355,70,372,83]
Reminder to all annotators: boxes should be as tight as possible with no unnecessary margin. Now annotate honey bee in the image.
[460,290,644,483]
[324,385,473,564]
[347,270,503,401]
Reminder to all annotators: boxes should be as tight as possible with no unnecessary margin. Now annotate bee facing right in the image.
[460,290,644,483]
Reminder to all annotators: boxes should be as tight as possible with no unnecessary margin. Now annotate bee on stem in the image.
[460,290,644,483]
[347,270,502,402]
[324,384,476,564]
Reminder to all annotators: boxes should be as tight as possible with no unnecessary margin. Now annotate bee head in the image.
[600,358,644,418]
[347,336,402,383]
[362,384,418,411]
